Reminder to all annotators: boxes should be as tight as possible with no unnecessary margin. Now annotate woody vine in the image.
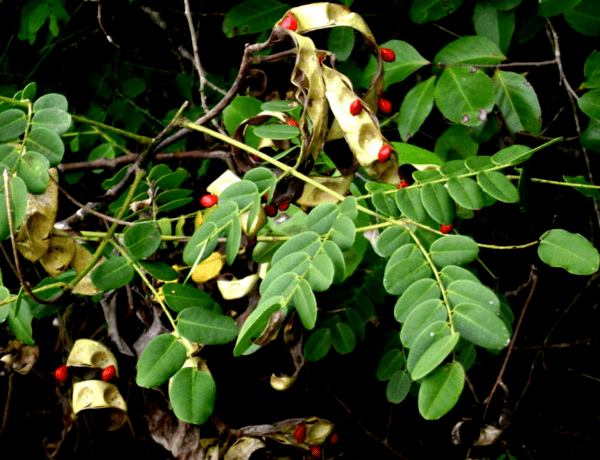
[1,1,600,458]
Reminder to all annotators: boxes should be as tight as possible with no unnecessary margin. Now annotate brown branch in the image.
[57,149,233,172]
[154,34,281,153]
[484,266,538,420]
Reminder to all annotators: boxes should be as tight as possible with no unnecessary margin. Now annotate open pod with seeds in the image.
[66,339,119,377]
[72,380,128,431]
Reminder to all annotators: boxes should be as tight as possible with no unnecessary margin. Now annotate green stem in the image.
[71,114,153,145]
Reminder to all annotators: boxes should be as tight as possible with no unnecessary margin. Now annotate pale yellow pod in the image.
[66,339,119,377]
[217,274,260,300]
[72,380,127,431]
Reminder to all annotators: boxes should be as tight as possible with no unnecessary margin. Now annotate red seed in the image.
[440,223,454,234]
[349,99,362,116]
[378,144,392,163]
[397,181,410,189]
[378,97,392,114]
[330,432,339,444]
[380,48,396,62]
[280,13,298,31]
[310,445,321,457]
[54,365,68,383]
[294,423,307,443]
[278,201,290,211]
[200,194,218,208]
[264,204,277,217]
[102,365,116,382]
[252,154,261,162]
[286,119,299,127]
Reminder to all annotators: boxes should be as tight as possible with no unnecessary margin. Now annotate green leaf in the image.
[376,349,405,381]
[205,201,239,232]
[453,303,512,349]
[420,183,456,225]
[581,50,600,89]
[271,231,321,266]
[91,257,134,291]
[581,119,600,152]
[384,245,433,296]
[434,66,496,126]
[156,197,194,214]
[578,89,600,120]
[376,226,411,257]
[538,229,600,275]
[329,215,356,251]
[260,253,310,295]
[564,0,600,36]
[410,0,465,24]
[0,176,32,241]
[254,123,300,140]
[440,160,469,177]
[372,191,401,217]
[447,279,500,313]
[220,180,258,210]
[122,77,147,99]
[222,0,290,37]
[473,1,515,54]
[397,76,437,142]
[33,93,68,112]
[162,283,217,312]
[7,299,34,345]
[440,265,480,287]
[411,332,460,380]
[177,307,238,344]
[155,189,193,204]
[406,321,451,372]
[183,222,220,266]
[418,361,465,420]
[400,299,448,348]
[0,109,27,141]
[476,170,519,203]
[154,167,188,189]
[434,125,479,161]
[538,0,581,17]
[413,169,444,183]
[260,100,301,112]
[396,187,428,222]
[31,108,71,135]
[293,278,317,329]
[304,328,333,361]
[465,155,494,172]
[387,370,412,404]
[306,202,340,234]
[234,296,283,356]
[170,368,216,425]
[322,240,346,284]
[139,261,178,281]
[330,322,356,354]
[492,144,534,166]
[493,70,542,134]
[123,223,162,260]
[339,196,358,221]
[243,167,277,198]
[226,215,242,265]
[433,35,505,66]
[136,334,187,388]
[430,235,479,267]
[223,96,262,136]
[0,144,19,174]
[17,151,49,194]
[447,177,485,210]
[381,40,429,87]
[394,143,443,166]
[328,26,355,62]
[306,253,335,292]
[394,278,442,323]
[563,175,600,199]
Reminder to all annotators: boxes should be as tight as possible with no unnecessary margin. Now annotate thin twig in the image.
[484,266,538,420]
[183,0,224,133]
[51,175,133,227]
